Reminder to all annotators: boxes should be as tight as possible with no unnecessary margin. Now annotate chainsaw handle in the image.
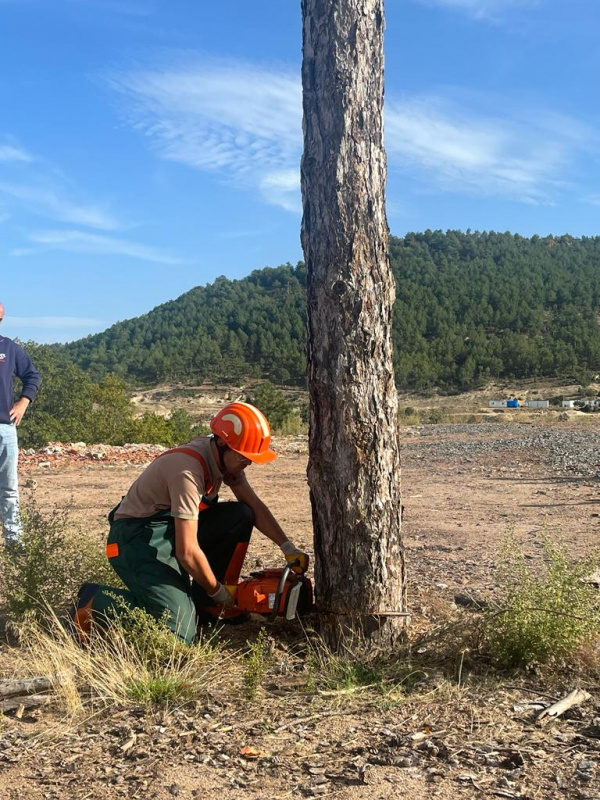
[267,560,299,622]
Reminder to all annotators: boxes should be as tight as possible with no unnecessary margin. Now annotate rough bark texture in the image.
[301,0,406,651]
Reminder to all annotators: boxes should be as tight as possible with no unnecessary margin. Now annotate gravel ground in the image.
[4,422,600,800]
[402,423,600,477]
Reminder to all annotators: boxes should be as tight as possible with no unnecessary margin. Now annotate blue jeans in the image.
[0,424,21,542]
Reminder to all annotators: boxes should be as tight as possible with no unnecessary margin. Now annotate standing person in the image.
[71,402,309,644]
[0,301,41,544]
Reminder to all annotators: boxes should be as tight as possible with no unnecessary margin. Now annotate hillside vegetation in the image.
[16,344,208,449]
[63,230,600,390]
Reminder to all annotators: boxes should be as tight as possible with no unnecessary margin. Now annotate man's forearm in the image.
[252,500,288,547]
[174,517,220,592]
[179,547,219,593]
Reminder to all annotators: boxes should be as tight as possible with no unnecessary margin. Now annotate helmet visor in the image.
[236,445,278,464]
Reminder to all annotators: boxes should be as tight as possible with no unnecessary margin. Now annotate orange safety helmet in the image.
[210,402,277,464]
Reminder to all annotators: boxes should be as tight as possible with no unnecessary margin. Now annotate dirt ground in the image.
[2,422,600,799]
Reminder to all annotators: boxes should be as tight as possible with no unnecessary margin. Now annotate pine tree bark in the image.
[301,0,406,651]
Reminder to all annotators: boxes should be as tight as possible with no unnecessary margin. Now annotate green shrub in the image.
[1,495,115,620]
[246,382,296,432]
[106,604,195,666]
[131,409,209,447]
[126,675,191,706]
[423,408,447,425]
[16,342,206,448]
[243,628,273,700]
[399,406,422,426]
[275,414,303,435]
[17,342,96,448]
[169,387,199,398]
[299,401,310,426]
[486,535,600,668]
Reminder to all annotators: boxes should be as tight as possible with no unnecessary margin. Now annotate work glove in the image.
[281,541,310,575]
[208,583,237,608]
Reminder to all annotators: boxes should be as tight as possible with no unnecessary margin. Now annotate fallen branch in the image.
[502,685,558,702]
[0,675,56,699]
[0,694,51,712]
[537,688,591,724]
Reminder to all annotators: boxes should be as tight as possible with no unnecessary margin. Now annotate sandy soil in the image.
[18,426,600,599]
[1,423,600,799]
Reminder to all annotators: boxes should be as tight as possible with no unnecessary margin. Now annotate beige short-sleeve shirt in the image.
[114,437,223,520]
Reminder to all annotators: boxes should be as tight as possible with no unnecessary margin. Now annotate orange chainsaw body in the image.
[236,568,313,619]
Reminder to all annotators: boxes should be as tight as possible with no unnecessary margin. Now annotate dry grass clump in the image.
[13,606,233,716]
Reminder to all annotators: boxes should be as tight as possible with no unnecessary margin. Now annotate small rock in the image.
[484,755,501,767]
[576,760,595,782]
[555,773,569,789]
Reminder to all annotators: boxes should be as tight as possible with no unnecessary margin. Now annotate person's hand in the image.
[208,583,237,608]
[281,541,310,574]
[9,397,30,426]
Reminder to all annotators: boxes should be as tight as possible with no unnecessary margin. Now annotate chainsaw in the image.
[235,562,313,621]
[203,561,313,622]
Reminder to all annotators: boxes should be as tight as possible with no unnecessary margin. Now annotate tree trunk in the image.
[301,0,406,652]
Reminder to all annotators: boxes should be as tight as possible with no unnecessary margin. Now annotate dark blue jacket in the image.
[0,336,41,424]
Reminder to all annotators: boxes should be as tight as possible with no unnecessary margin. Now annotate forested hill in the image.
[64,231,600,390]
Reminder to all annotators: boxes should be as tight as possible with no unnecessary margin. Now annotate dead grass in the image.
[12,607,235,716]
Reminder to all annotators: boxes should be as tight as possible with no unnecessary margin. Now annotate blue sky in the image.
[1,0,599,343]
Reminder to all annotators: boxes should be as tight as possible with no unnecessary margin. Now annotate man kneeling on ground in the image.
[71,402,309,643]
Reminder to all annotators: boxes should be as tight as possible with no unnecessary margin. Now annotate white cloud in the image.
[12,228,183,264]
[109,60,302,210]
[0,181,120,230]
[413,0,542,21]
[0,136,122,229]
[259,169,301,213]
[0,138,161,264]
[0,144,32,163]
[110,57,594,210]
[385,97,595,204]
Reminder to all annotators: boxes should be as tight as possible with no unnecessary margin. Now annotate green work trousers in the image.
[91,502,254,644]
